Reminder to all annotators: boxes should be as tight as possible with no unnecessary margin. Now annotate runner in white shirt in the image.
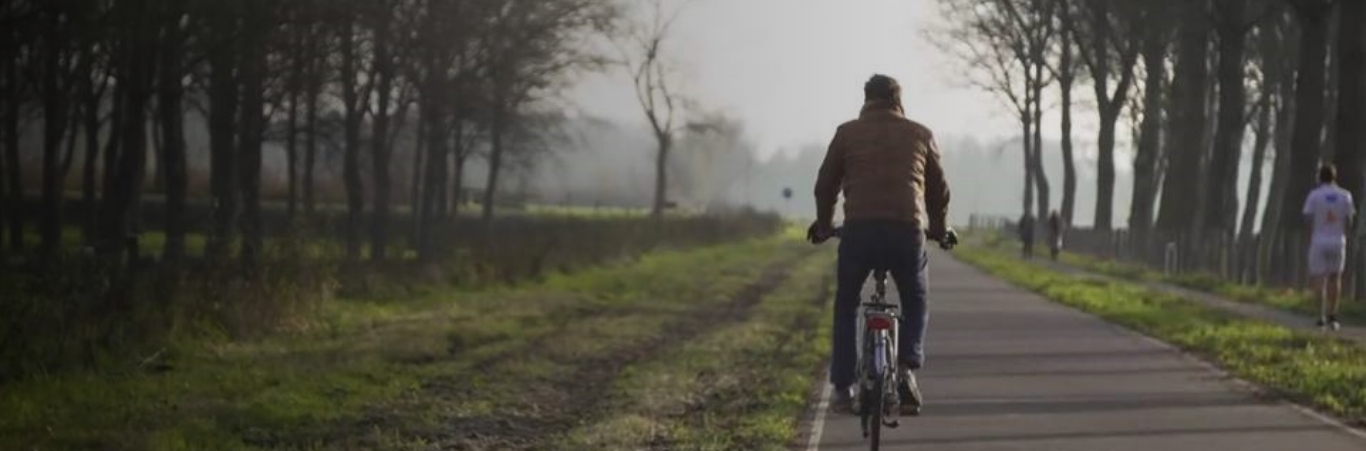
[1302,164,1356,330]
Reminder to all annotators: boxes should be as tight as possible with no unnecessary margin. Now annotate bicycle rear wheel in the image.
[868,378,883,451]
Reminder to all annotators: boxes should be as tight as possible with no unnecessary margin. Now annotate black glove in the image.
[807,222,834,244]
[931,228,959,250]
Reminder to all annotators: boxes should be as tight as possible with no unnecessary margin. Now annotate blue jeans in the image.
[830,220,929,390]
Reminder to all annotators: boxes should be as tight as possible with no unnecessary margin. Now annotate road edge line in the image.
[805,374,832,451]
[1126,332,1366,440]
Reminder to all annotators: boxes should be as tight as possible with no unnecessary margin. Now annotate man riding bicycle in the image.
[808,74,954,414]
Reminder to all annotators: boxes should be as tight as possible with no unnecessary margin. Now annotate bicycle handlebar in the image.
[809,225,959,251]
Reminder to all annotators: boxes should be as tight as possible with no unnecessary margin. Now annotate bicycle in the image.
[856,266,902,449]
[818,226,957,451]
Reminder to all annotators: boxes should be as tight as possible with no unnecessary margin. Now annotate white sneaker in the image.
[898,368,923,416]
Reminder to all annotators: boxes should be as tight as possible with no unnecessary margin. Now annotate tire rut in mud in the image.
[317,249,818,451]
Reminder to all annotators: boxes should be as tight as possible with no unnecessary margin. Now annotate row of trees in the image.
[0,0,640,266]
[938,0,1365,252]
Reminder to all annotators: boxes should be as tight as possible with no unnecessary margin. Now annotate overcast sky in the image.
[568,0,1024,160]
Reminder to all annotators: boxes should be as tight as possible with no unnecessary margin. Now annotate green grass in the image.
[558,241,833,450]
[958,244,1366,425]
[1056,249,1366,324]
[0,230,828,450]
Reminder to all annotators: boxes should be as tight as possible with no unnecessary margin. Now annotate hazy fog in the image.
[532,0,1279,229]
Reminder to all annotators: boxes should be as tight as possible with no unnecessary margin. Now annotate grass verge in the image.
[958,244,1366,426]
[1056,250,1366,324]
[0,230,828,451]
[557,243,834,451]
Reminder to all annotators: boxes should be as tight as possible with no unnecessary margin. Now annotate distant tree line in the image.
[0,0,619,266]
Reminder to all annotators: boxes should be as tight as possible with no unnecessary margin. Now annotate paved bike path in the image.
[808,252,1366,450]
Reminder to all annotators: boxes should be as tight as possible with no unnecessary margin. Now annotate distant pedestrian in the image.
[1018,213,1035,259]
[1047,211,1064,261]
[1302,163,1356,330]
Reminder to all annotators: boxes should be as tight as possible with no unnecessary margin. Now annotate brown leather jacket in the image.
[814,100,951,235]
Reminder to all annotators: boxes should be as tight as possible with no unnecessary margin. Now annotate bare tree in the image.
[1279,0,1334,233]
[1259,13,1299,246]
[1,2,34,253]
[337,5,371,262]
[159,0,189,260]
[1336,0,1365,295]
[38,0,71,257]
[1071,0,1144,231]
[1052,0,1079,225]
[97,0,159,261]
[369,0,401,263]
[1334,0,1364,211]
[1203,0,1278,237]
[937,0,1057,222]
[204,0,242,260]
[1156,1,1212,236]
[237,0,273,264]
[622,0,691,220]
[1127,2,1174,236]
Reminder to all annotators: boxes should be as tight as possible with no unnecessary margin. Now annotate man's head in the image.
[1320,163,1338,184]
[864,74,903,107]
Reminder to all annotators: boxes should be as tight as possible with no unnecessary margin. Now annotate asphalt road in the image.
[806,252,1366,451]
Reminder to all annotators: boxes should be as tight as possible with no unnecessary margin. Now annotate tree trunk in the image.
[1021,116,1034,219]
[0,93,5,255]
[80,69,103,245]
[286,32,303,221]
[237,0,266,264]
[651,133,672,220]
[160,4,188,260]
[483,110,505,222]
[1336,0,1366,298]
[340,18,365,261]
[1083,0,1134,232]
[449,120,468,217]
[1095,107,1119,231]
[1262,70,1297,239]
[61,105,81,180]
[410,109,425,243]
[1281,4,1331,233]
[1324,10,1342,161]
[1206,0,1251,237]
[150,119,164,193]
[418,95,448,260]
[1157,8,1212,234]
[370,9,394,263]
[100,88,124,190]
[100,0,156,261]
[4,57,22,252]
[304,53,320,217]
[0,58,8,254]
[1241,91,1273,242]
[206,7,240,260]
[1030,65,1050,223]
[452,147,466,218]
[40,6,68,257]
[1334,0,1364,213]
[1058,44,1077,226]
[0,115,5,257]
[1131,26,1166,235]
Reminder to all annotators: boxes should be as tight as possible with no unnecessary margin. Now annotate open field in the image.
[0,230,833,451]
